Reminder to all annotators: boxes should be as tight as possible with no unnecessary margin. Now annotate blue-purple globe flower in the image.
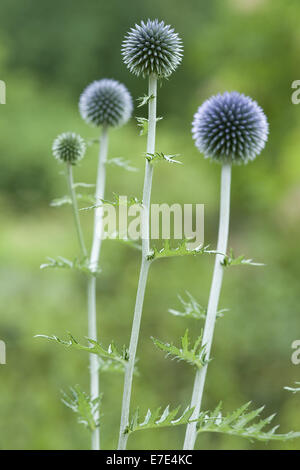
[52,132,86,165]
[79,79,133,128]
[122,19,183,78]
[192,92,269,164]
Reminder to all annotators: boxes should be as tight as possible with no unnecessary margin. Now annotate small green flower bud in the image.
[52,132,86,165]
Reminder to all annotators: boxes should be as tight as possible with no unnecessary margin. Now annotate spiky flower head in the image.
[52,132,86,165]
[192,91,269,165]
[122,19,183,78]
[79,79,133,128]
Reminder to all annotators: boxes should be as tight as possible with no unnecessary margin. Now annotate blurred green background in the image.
[0,0,300,450]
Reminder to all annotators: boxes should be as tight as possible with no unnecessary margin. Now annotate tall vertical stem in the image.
[118,75,157,450]
[87,125,109,450]
[66,163,87,258]
[183,163,231,450]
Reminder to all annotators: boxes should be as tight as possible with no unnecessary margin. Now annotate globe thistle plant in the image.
[192,91,268,165]
[52,132,86,165]
[52,132,87,257]
[78,78,132,450]
[122,19,183,78]
[118,20,183,450]
[184,93,269,449]
[79,79,133,128]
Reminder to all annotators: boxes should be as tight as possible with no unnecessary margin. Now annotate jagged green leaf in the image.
[284,382,300,394]
[222,249,264,267]
[136,94,155,108]
[196,402,300,442]
[146,152,182,165]
[147,241,215,261]
[35,333,138,374]
[50,193,95,207]
[40,256,100,276]
[80,193,142,212]
[169,291,227,321]
[106,157,138,172]
[152,329,207,369]
[136,116,162,136]
[125,405,195,435]
[61,385,101,431]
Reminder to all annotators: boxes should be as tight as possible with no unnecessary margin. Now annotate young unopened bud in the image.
[52,132,86,165]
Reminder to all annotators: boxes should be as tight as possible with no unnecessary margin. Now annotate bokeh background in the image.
[0,0,300,450]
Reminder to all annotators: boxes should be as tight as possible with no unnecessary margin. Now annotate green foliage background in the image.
[0,0,300,449]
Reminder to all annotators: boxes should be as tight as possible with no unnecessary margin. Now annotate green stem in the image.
[66,163,87,258]
[118,75,157,450]
[183,163,231,450]
[87,125,109,450]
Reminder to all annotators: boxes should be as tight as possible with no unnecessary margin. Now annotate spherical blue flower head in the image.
[192,92,269,165]
[52,132,86,165]
[122,19,183,78]
[79,79,133,127]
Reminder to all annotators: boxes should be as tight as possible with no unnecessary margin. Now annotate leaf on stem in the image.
[35,333,138,374]
[125,405,195,435]
[106,157,138,172]
[284,382,300,394]
[136,94,155,108]
[136,116,163,136]
[40,256,100,276]
[80,192,142,212]
[61,385,101,431]
[152,329,208,369]
[222,249,264,267]
[196,402,300,442]
[147,241,214,261]
[169,291,227,321]
[146,152,182,165]
[50,193,95,207]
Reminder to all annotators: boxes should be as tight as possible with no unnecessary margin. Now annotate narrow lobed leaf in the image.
[169,291,227,321]
[152,329,208,369]
[61,385,101,432]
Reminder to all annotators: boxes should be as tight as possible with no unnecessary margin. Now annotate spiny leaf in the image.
[35,333,138,374]
[106,157,138,172]
[196,402,300,442]
[80,193,142,212]
[147,241,215,261]
[137,94,155,108]
[152,329,207,369]
[40,256,100,276]
[136,116,163,136]
[73,182,95,189]
[169,291,227,321]
[222,249,264,267]
[125,405,195,435]
[50,193,95,208]
[284,382,300,394]
[61,385,101,432]
[145,152,182,165]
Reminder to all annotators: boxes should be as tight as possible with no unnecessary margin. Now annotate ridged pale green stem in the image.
[183,163,231,450]
[118,75,157,450]
[87,125,109,450]
[66,163,87,258]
